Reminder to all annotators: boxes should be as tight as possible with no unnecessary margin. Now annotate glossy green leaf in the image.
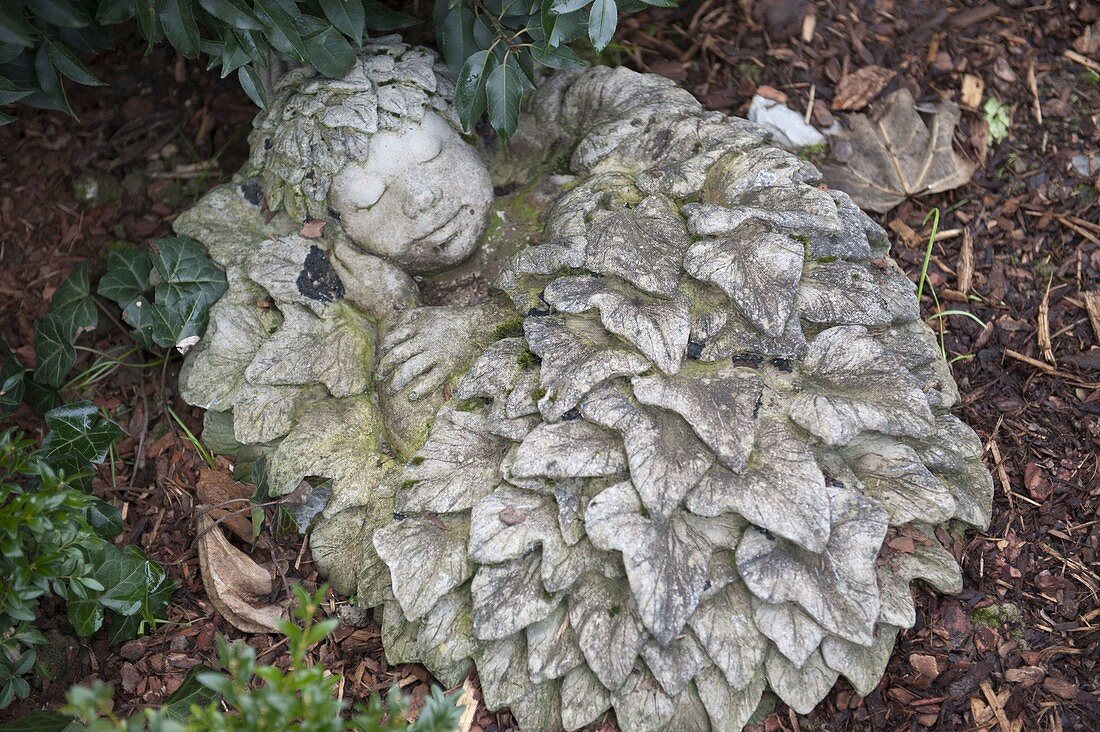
[237,63,267,108]
[253,0,307,60]
[532,39,586,68]
[455,49,491,132]
[486,58,523,140]
[87,498,122,540]
[33,43,72,116]
[551,0,592,12]
[0,340,24,415]
[66,595,103,636]
[199,0,264,31]
[438,4,476,79]
[32,313,77,389]
[0,710,79,731]
[548,8,586,46]
[318,0,364,41]
[44,40,105,86]
[149,237,228,313]
[0,75,33,105]
[97,247,153,311]
[301,23,355,78]
[158,0,202,58]
[361,0,417,31]
[588,0,616,51]
[0,4,38,47]
[96,0,136,25]
[161,665,222,720]
[40,401,123,466]
[33,0,91,29]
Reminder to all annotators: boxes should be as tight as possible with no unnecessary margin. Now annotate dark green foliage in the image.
[7,585,463,731]
[1,1,677,138]
[98,237,227,351]
[0,408,172,710]
[0,0,417,116]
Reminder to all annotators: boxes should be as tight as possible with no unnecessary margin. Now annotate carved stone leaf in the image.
[543,275,691,374]
[526,604,585,683]
[525,316,651,422]
[700,306,807,362]
[395,410,509,513]
[244,235,339,315]
[310,505,391,605]
[877,526,962,628]
[640,631,710,696]
[798,259,920,327]
[513,421,627,480]
[736,483,888,645]
[417,586,476,687]
[373,514,472,620]
[821,88,976,214]
[568,574,646,689]
[906,413,994,528]
[560,665,612,732]
[821,624,899,696]
[683,185,843,240]
[751,598,827,669]
[380,601,422,666]
[695,665,766,732]
[664,683,710,732]
[764,647,840,715]
[790,326,935,446]
[266,396,385,501]
[687,417,831,552]
[687,581,767,690]
[541,537,623,594]
[471,551,560,641]
[843,435,957,525]
[585,482,714,645]
[703,146,820,203]
[612,664,677,732]
[469,484,560,563]
[584,195,689,297]
[245,303,373,398]
[809,190,889,260]
[231,382,325,444]
[581,384,713,520]
[632,365,762,473]
[475,636,531,711]
[456,337,529,401]
[684,225,805,338]
[179,298,271,411]
[509,681,564,732]
[506,371,542,418]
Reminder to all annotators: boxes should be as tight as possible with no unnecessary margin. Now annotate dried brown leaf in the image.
[832,66,896,111]
[196,512,285,633]
[822,88,976,213]
[300,219,326,238]
[197,468,255,543]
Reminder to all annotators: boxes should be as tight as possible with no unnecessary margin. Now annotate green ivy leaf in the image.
[588,0,617,51]
[455,49,491,132]
[158,0,202,58]
[198,0,265,31]
[0,340,25,416]
[161,665,222,720]
[97,247,153,311]
[66,595,103,636]
[43,40,105,86]
[121,295,159,350]
[149,237,228,314]
[32,313,78,389]
[86,498,122,540]
[40,401,123,467]
[486,57,524,140]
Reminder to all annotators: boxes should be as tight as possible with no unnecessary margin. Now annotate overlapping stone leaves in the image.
[372,69,992,730]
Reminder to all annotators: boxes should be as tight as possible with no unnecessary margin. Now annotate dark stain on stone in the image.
[770,357,793,372]
[296,246,345,303]
[731,353,764,367]
[561,408,581,421]
[686,340,704,360]
[241,179,263,206]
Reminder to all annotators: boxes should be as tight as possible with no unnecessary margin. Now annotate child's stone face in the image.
[329,111,493,274]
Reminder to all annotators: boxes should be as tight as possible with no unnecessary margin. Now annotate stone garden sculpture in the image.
[175,36,993,731]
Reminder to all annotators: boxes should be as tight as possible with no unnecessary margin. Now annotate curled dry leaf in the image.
[197,468,256,543]
[196,512,286,633]
[832,65,897,111]
[821,88,976,213]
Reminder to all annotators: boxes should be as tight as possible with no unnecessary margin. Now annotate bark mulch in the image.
[1,1,1098,730]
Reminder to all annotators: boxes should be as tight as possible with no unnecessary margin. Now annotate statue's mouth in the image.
[413,209,463,251]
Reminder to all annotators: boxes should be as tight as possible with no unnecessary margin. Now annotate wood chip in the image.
[1038,276,1055,365]
[1026,62,1042,126]
[1084,292,1100,343]
[1064,49,1100,73]
[957,228,974,295]
[832,65,897,111]
[961,74,985,109]
[979,680,1013,732]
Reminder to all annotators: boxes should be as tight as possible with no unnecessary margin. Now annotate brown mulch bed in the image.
[2,1,1099,730]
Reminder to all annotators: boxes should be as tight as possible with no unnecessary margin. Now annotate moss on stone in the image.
[971,602,1021,628]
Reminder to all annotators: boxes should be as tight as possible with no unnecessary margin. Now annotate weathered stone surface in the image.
[178,45,993,732]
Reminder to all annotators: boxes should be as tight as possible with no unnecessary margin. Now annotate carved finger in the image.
[406,364,449,402]
[379,320,420,352]
[388,351,436,392]
[378,337,426,378]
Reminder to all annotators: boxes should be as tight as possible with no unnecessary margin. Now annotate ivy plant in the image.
[0,405,173,711]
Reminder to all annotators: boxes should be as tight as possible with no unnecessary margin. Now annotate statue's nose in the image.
[404,186,442,216]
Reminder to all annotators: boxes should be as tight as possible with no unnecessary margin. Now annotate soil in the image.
[1,1,1098,730]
